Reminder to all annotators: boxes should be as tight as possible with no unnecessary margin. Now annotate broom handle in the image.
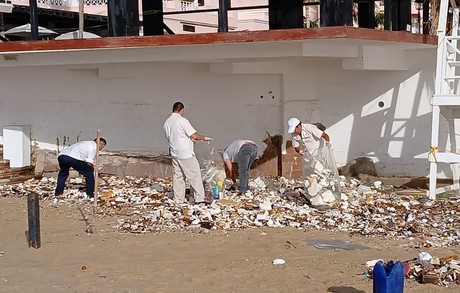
[94,130,100,211]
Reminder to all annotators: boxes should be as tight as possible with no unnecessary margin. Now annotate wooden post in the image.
[94,130,100,206]
[27,193,41,249]
[86,130,100,233]
[79,0,84,38]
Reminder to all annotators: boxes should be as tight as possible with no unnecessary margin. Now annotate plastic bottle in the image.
[217,181,224,198]
[213,184,220,199]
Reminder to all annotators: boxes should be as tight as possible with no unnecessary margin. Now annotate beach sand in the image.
[0,197,457,293]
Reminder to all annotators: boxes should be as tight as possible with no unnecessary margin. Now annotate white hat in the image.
[287,118,300,134]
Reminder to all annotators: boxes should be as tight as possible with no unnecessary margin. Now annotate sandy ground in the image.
[1,196,459,293]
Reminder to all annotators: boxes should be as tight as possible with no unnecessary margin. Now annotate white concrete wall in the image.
[0,45,448,178]
[0,62,282,156]
[315,57,439,177]
[272,54,442,177]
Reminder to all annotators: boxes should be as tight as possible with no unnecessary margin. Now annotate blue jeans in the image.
[237,143,258,193]
[55,155,95,197]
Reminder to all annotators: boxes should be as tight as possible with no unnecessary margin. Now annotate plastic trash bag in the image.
[372,261,404,293]
[195,142,226,201]
[302,141,341,202]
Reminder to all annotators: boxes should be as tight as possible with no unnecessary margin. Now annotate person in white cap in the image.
[287,118,330,155]
[164,101,213,204]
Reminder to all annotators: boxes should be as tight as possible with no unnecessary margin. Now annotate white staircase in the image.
[429,1,460,199]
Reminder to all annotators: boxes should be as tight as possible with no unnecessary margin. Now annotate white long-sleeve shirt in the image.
[58,141,97,164]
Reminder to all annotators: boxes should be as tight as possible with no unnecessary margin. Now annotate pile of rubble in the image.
[366,252,460,287]
[3,174,460,286]
[1,174,460,249]
[406,252,460,286]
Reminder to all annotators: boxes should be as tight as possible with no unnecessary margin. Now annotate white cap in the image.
[287,118,300,134]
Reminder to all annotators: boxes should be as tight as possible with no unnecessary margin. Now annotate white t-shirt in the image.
[291,123,324,154]
[163,113,197,159]
[223,139,257,162]
[59,141,97,164]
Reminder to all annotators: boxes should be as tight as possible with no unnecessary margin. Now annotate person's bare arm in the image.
[190,132,213,141]
[224,159,237,183]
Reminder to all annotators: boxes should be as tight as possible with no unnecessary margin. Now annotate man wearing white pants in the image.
[163,101,213,204]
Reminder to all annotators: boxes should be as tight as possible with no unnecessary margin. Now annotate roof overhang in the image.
[0,26,437,54]
[0,27,438,70]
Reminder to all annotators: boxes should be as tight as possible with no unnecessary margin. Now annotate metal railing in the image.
[181,0,198,11]
[37,0,65,6]
[85,0,106,5]
[37,0,107,6]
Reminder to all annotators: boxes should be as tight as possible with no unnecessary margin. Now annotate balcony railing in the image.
[37,0,65,6]
[37,0,107,6]
[181,0,197,11]
[85,0,107,5]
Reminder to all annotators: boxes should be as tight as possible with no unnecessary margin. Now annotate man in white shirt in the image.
[287,118,330,155]
[223,139,258,194]
[164,101,213,204]
[55,138,107,198]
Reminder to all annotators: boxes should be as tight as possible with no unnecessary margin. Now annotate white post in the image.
[3,125,31,168]
[429,0,450,200]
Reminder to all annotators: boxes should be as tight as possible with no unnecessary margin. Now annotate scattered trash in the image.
[366,259,384,269]
[285,240,296,249]
[418,252,432,262]
[272,258,286,265]
[1,174,460,251]
[0,251,4,257]
[366,254,460,287]
[306,239,369,251]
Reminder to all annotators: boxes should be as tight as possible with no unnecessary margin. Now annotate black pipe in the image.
[28,0,38,40]
[320,0,353,27]
[384,0,392,30]
[422,0,429,34]
[27,193,41,249]
[142,0,163,35]
[218,0,228,32]
[357,0,375,29]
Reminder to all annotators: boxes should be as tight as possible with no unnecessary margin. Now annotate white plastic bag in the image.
[195,142,226,201]
[302,142,340,201]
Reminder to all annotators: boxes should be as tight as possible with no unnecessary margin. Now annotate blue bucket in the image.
[373,260,404,293]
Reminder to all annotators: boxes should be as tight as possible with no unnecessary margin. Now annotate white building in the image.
[0,26,443,179]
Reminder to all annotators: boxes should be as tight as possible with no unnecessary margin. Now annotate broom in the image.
[86,130,100,233]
